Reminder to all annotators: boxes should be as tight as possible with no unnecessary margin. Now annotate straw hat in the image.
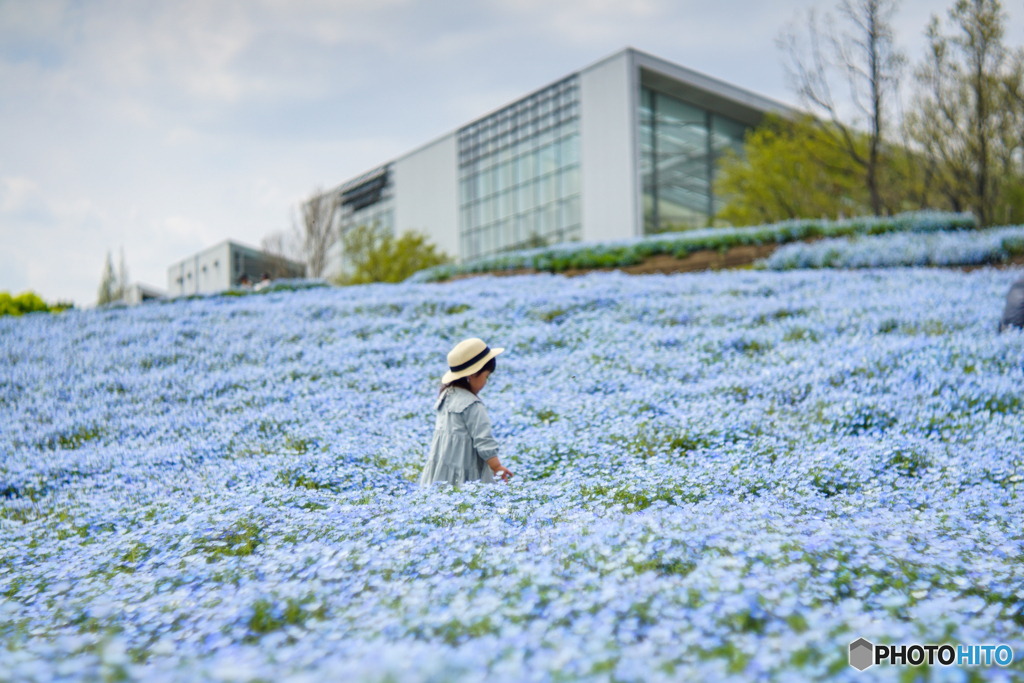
[442,338,504,384]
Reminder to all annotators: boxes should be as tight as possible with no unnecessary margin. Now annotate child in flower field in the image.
[420,337,514,486]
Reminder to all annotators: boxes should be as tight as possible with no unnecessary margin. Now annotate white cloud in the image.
[0,176,46,215]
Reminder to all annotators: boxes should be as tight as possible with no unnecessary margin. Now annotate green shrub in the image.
[0,291,72,318]
[335,224,451,285]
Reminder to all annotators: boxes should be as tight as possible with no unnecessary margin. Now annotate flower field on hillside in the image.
[409,211,975,281]
[2,269,1024,682]
[763,226,1024,270]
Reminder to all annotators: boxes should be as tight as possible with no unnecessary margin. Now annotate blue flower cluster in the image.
[409,211,976,282]
[1,267,1023,682]
[763,226,1024,270]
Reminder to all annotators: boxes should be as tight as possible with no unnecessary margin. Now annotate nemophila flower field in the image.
[2,268,1024,682]
[763,226,1024,270]
[409,211,975,281]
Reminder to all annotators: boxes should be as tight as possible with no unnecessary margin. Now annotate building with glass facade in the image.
[317,48,789,278]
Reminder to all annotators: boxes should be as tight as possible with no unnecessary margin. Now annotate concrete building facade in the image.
[315,48,791,279]
[167,240,305,297]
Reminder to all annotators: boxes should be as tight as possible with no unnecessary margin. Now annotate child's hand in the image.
[486,457,513,482]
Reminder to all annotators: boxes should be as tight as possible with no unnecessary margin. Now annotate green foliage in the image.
[334,223,451,285]
[196,518,264,561]
[715,115,867,225]
[0,291,72,318]
[247,594,326,639]
[43,424,104,450]
[714,115,948,226]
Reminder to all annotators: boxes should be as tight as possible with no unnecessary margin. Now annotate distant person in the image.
[1000,275,1024,331]
[254,273,272,291]
[420,338,513,486]
[238,274,252,288]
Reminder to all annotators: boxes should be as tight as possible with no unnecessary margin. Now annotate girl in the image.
[420,338,514,486]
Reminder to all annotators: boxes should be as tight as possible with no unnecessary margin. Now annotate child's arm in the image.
[464,403,513,481]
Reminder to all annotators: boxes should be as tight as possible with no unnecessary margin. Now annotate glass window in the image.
[520,211,537,241]
[518,183,535,212]
[562,134,579,165]
[458,75,581,258]
[640,86,751,234]
[541,174,557,205]
[514,215,527,244]
[499,161,513,190]
[558,199,572,230]
[547,204,560,237]
[560,166,580,196]
[499,190,514,219]
[518,154,535,184]
[539,144,557,175]
[566,196,581,227]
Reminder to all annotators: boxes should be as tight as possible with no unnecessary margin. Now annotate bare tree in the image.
[779,0,906,215]
[115,247,130,301]
[295,187,340,278]
[97,248,130,305]
[906,0,1024,226]
[260,231,299,279]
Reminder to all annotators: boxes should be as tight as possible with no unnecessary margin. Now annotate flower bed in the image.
[409,211,976,282]
[762,225,1024,270]
[1,267,1023,681]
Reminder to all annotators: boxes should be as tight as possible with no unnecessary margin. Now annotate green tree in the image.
[715,114,869,225]
[906,0,1024,226]
[97,251,117,305]
[335,224,451,285]
[0,291,70,318]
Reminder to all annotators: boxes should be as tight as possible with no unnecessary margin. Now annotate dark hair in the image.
[439,356,496,394]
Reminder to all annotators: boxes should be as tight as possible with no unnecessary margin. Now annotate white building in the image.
[317,47,791,279]
[126,283,165,305]
[167,240,305,297]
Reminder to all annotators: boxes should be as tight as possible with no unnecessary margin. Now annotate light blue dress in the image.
[420,386,499,485]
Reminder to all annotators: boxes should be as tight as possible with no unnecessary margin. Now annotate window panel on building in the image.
[458,75,581,259]
[640,86,752,234]
[518,183,535,212]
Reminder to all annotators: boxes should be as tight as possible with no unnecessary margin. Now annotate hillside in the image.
[2,268,1023,681]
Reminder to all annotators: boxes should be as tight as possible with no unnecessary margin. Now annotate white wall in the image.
[167,242,232,296]
[393,133,460,260]
[578,50,639,243]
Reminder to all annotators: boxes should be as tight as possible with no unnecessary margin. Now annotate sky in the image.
[2,0,1022,307]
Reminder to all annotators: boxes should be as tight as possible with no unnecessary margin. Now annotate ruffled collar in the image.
[434,385,482,413]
